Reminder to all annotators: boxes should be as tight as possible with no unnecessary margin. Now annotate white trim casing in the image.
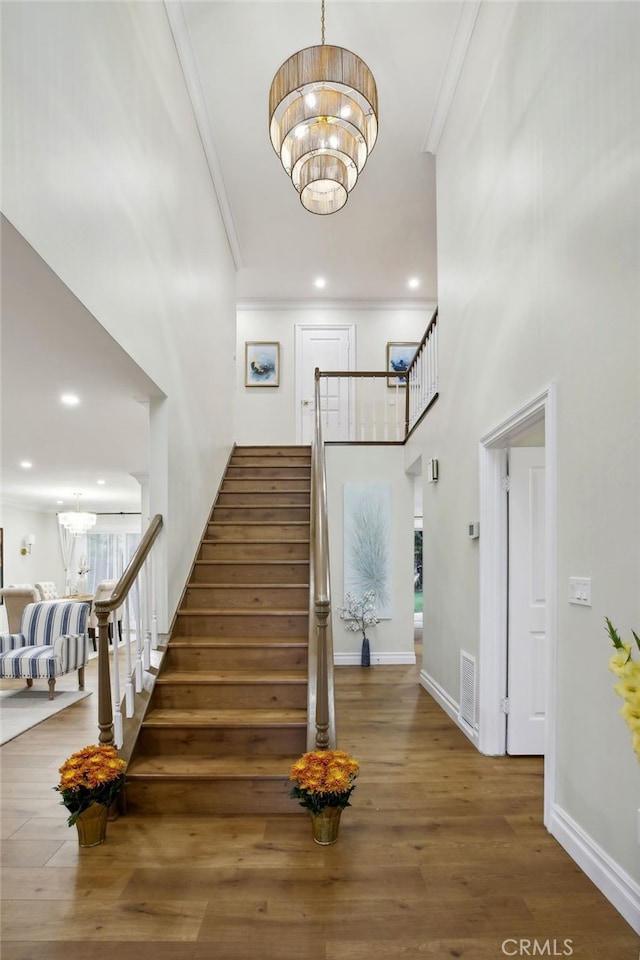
[477,385,558,834]
[478,444,508,755]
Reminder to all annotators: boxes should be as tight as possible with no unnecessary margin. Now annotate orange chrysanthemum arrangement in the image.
[289,749,360,814]
[54,744,127,826]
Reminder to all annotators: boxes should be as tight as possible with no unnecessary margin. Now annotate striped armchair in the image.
[0,600,90,699]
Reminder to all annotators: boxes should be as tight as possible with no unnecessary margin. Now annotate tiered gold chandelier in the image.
[269,0,378,215]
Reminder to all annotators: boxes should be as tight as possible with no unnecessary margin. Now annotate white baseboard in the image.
[419,667,479,746]
[334,651,417,666]
[550,803,640,935]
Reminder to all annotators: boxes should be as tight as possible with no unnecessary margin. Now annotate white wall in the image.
[406,0,639,902]
[0,506,64,632]
[1,1,238,628]
[326,445,415,664]
[236,306,432,444]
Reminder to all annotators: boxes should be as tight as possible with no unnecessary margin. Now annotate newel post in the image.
[314,595,331,750]
[97,608,114,745]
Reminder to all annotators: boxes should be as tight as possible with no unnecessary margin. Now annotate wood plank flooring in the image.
[1,638,638,960]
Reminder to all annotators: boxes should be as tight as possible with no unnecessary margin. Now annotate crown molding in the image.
[164,0,244,270]
[237,298,437,312]
[422,0,481,156]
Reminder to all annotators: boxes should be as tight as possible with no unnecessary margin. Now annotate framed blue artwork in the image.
[245,341,280,387]
[386,341,417,387]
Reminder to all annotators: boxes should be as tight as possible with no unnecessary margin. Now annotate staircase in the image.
[125,445,312,815]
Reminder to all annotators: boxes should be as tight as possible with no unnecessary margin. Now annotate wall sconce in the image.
[20,534,36,556]
[427,458,439,483]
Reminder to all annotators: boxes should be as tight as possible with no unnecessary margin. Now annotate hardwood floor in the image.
[1,639,638,960]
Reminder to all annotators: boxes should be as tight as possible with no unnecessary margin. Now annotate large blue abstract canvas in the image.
[343,483,392,618]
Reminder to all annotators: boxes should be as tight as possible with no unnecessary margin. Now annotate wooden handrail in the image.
[307,368,335,750]
[318,370,391,379]
[95,514,163,745]
[94,514,163,618]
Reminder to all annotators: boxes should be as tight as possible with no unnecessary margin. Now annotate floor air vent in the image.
[459,651,477,729]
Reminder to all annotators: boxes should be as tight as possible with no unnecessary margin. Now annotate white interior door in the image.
[507,446,546,755]
[295,325,353,443]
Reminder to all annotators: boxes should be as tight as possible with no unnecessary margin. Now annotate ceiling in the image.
[1,217,165,517]
[1,1,478,516]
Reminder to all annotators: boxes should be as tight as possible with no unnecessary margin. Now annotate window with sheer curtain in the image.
[85,532,141,592]
[67,515,141,592]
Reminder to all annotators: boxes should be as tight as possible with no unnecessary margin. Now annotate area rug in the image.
[0,688,92,744]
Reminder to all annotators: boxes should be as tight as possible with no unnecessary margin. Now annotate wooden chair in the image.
[88,580,122,652]
[35,581,59,601]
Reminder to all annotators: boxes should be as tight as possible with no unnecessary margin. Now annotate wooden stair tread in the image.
[209,521,309,527]
[127,755,296,779]
[222,488,310,494]
[176,607,308,616]
[144,708,306,727]
[194,559,309,565]
[168,637,308,647]
[188,580,309,590]
[156,669,307,684]
[201,538,310,544]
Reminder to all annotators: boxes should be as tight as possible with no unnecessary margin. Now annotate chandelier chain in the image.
[321,0,325,45]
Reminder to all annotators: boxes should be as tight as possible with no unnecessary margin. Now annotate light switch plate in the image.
[569,577,591,606]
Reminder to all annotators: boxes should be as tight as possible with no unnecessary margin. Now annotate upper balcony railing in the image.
[315,307,438,443]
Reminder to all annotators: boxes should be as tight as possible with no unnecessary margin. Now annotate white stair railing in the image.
[316,308,439,443]
[406,306,439,433]
[95,514,163,748]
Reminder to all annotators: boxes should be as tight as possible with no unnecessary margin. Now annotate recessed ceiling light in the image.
[314,277,326,289]
[20,460,33,469]
[56,500,64,505]
[97,479,106,485]
[61,393,80,406]
[408,277,420,289]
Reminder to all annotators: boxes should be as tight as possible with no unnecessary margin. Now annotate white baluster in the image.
[150,550,158,650]
[134,580,143,692]
[141,562,151,672]
[434,323,439,393]
[124,596,135,718]
[370,376,377,441]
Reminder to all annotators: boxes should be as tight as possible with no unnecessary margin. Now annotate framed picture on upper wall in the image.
[386,342,418,387]
[245,341,280,387]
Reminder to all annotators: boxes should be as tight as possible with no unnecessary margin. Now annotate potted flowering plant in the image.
[341,590,379,666]
[289,749,360,844]
[605,618,640,761]
[54,744,127,845]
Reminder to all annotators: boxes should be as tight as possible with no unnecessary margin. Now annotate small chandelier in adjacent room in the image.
[58,493,97,537]
[268,0,378,215]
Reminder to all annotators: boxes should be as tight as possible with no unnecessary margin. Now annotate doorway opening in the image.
[478,385,557,828]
